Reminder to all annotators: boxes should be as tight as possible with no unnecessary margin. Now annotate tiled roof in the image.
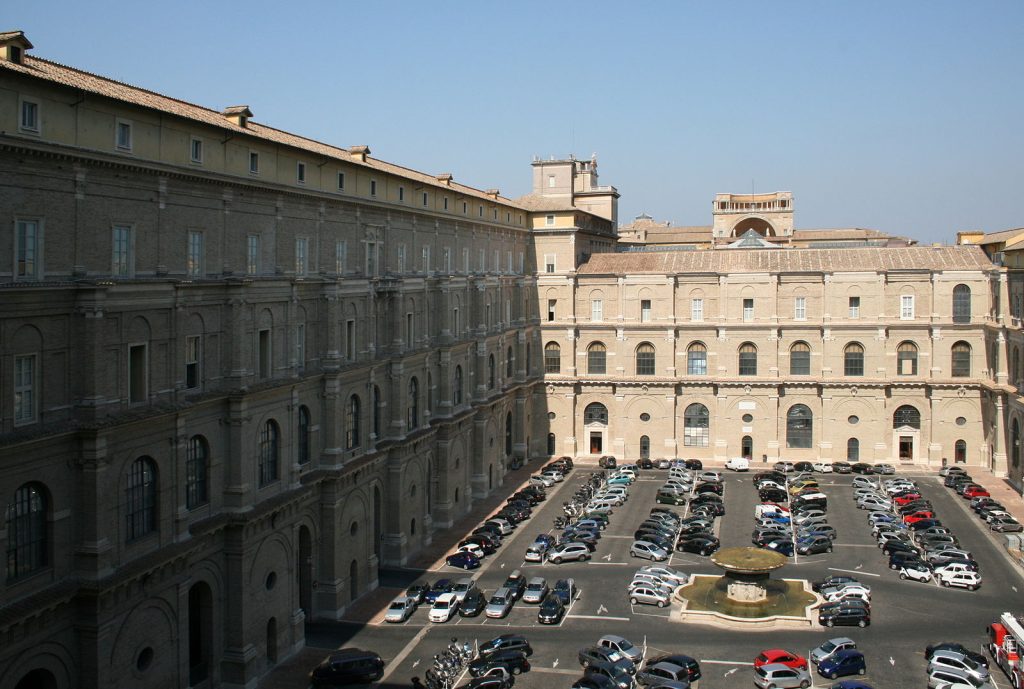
[578,245,993,274]
[976,228,1024,245]
[514,194,578,212]
[1,55,519,208]
[792,228,889,240]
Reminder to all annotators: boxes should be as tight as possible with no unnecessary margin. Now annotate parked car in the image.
[583,660,635,689]
[811,638,857,666]
[485,588,515,618]
[936,569,982,590]
[503,571,527,600]
[637,565,689,586]
[630,541,669,562]
[925,643,989,669]
[548,542,592,564]
[429,593,460,622]
[927,650,991,683]
[754,650,808,670]
[538,593,565,624]
[676,535,720,556]
[522,577,549,604]
[927,667,995,689]
[469,650,531,677]
[753,664,812,689]
[819,606,871,628]
[461,674,514,689]
[447,552,482,570]
[636,661,691,687]
[599,635,645,664]
[384,596,417,623]
[406,581,431,604]
[899,562,933,583]
[628,584,671,607]
[309,649,385,687]
[797,536,833,555]
[816,650,866,680]
[477,634,534,658]
[425,579,455,603]
[553,578,577,605]
[579,646,637,675]
[460,587,486,617]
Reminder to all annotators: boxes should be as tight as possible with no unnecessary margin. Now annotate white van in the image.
[726,457,750,472]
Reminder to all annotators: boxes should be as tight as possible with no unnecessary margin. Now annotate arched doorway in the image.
[741,436,753,460]
[266,618,278,665]
[892,405,921,463]
[584,403,608,455]
[639,436,650,459]
[15,669,58,689]
[349,560,359,603]
[298,526,313,617]
[188,582,214,684]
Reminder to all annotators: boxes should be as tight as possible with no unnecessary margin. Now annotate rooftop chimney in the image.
[349,145,371,162]
[436,173,453,185]
[485,189,500,199]
[0,30,33,65]
[221,105,253,128]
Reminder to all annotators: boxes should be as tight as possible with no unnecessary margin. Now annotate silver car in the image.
[547,542,591,564]
[599,635,644,664]
[628,584,671,607]
[810,637,856,665]
[522,577,548,604]
[928,650,990,683]
[451,577,476,604]
[485,587,514,618]
[383,595,417,623]
[753,663,811,689]
[927,666,994,689]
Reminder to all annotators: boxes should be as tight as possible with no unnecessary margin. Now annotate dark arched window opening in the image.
[790,341,810,376]
[547,433,556,455]
[584,402,608,425]
[6,482,47,581]
[847,438,860,461]
[346,395,361,449]
[898,341,918,376]
[893,405,921,429]
[639,435,650,459]
[844,342,864,377]
[687,342,707,375]
[951,341,971,377]
[454,366,463,405]
[738,343,757,376]
[297,405,311,464]
[636,343,656,376]
[407,377,419,429]
[505,412,513,457]
[506,347,514,377]
[953,284,971,323]
[488,354,495,389]
[126,457,157,540]
[544,342,561,374]
[259,421,279,486]
[786,405,813,449]
[955,439,967,463]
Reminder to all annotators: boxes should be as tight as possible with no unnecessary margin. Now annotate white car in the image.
[937,569,981,590]
[812,462,834,473]
[530,474,555,487]
[638,565,689,586]
[587,498,619,511]
[541,470,564,483]
[630,540,668,561]
[458,543,484,559]
[899,565,933,583]
[428,593,459,622]
[822,584,872,602]
[384,595,418,623]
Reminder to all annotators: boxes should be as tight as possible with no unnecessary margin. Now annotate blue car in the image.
[608,475,632,486]
[765,539,794,556]
[770,515,791,525]
[817,650,866,680]
[425,579,454,603]
[830,682,874,689]
[446,552,481,570]
[534,534,556,548]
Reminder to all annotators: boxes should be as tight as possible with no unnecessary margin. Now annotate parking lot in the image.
[299,463,1024,689]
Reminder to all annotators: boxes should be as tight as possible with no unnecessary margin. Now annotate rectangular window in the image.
[370,179,377,196]
[337,171,346,190]
[901,295,915,320]
[463,248,470,274]
[335,239,347,274]
[295,324,305,368]
[443,247,452,273]
[345,320,355,360]
[641,299,652,323]
[247,235,260,275]
[258,329,271,379]
[128,344,148,404]
[422,246,431,273]
[849,296,860,319]
[794,296,806,320]
[493,249,499,272]
[518,252,524,273]
[187,231,204,277]
[691,298,703,322]
[296,161,306,184]
[479,249,486,272]
[185,336,201,389]
[453,307,460,335]
[422,192,429,207]
[295,237,308,276]
[397,244,406,273]
[249,151,259,174]
[479,205,484,217]
[398,186,405,202]
[112,224,132,277]
[20,98,39,133]
[507,251,513,273]
[116,119,133,151]
[548,299,556,322]
[13,354,36,425]
[190,137,203,164]
[545,254,556,273]
[463,201,468,214]
[592,299,603,322]
[406,313,414,347]
[15,219,39,280]
[505,299,512,324]
[366,241,378,276]
[743,298,754,322]
[545,214,555,226]
[548,175,556,188]
[444,197,449,211]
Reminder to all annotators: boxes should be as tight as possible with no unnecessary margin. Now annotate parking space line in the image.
[566,614,631,621]
[700,659,754,665]
[827,566,880,577]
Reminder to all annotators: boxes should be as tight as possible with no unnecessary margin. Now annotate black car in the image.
[850,463,875,475]
[639,519,677,535]
[503,572,527,600]
[650,507,682,520]
[794,461,815,473]
[759,488,788,502]
[636,532,674,553]
[538,593,566,624]
[572,674,618,689]
[479,634,533,659]
[888,551,929,570]
[462,676,513,689]
[406,582,431,604]
[561,530,598,548]
[474,524,504,539]
[635,526,675,543]
[469,650,531,677]
[425,579,455,603]
[684,459,703,470]
[753,530,788,546]
[695,482,723,495]
[925,642,989,668]
[598,456,617,469]
[882,540,918,556]
[909,519,944,531]
[638,458,654,470]
[676,535,720,556]
[553,579,576,605]
[812,575,860,592]
[461,537,498,555]
[819,605,870,628]
[310,649,385,687]
[644,654,702,681]
[460,588,487,617]
[678,523,714,537]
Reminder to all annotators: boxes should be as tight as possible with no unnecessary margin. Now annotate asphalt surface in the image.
[299,467,1024,689]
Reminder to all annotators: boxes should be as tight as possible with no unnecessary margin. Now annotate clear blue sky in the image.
[9,1,1023,243]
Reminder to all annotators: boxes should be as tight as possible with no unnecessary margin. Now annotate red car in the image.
[963,486,991,499]
[754,649,808,670]
[903,511,936,524]
[893,493,922,506]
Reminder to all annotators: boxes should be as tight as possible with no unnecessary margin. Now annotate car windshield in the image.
[490,596,506,604]
[820,641,837,653]
[433,599,450,608]
[527,583,543,591]
[616,640,635,651]
[389,602,405,610]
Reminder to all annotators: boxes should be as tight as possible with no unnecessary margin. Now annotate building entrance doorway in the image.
[898,435,914,462]
[741,436,752,459]
[590,433,602,454]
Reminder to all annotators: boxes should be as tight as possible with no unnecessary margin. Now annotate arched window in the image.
[952,284,971,323]
[126,457,157,540]
[893,405,921,429]
[346,395,361,449]
[297,405,311,464]
[639,435,650,459]
[786,405,812,449]
[587,342,607,375]
[897,341,918,376]
[427,373,433,412]
[6,482,47,581]
[738,342,757,376]
[790,341,810,376]
[506,346,514,377]
[505,412,513,457]
[1013,419,1021,468]
[407,378,419,429]
[955,439,967,464]
[847,438,860,461]
[635,343,656,376]
[584,402,608,425]
[372,385,381,439]
[488,354,495,389]
[687,342,707,376]
[544,342,561,374]
[951,341,971,377]
[186,435,208,508]
[525,342,531,374]
[259,421,279,486]
[453,366,463,405]
[683,403,709,447]
[844,342,864,377]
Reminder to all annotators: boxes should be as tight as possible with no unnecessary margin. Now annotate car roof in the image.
[760,663,800,674]
[527,577,546,586]
[435,593,457,603]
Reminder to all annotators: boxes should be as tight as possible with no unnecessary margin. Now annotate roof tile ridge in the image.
[365,156,516,203]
